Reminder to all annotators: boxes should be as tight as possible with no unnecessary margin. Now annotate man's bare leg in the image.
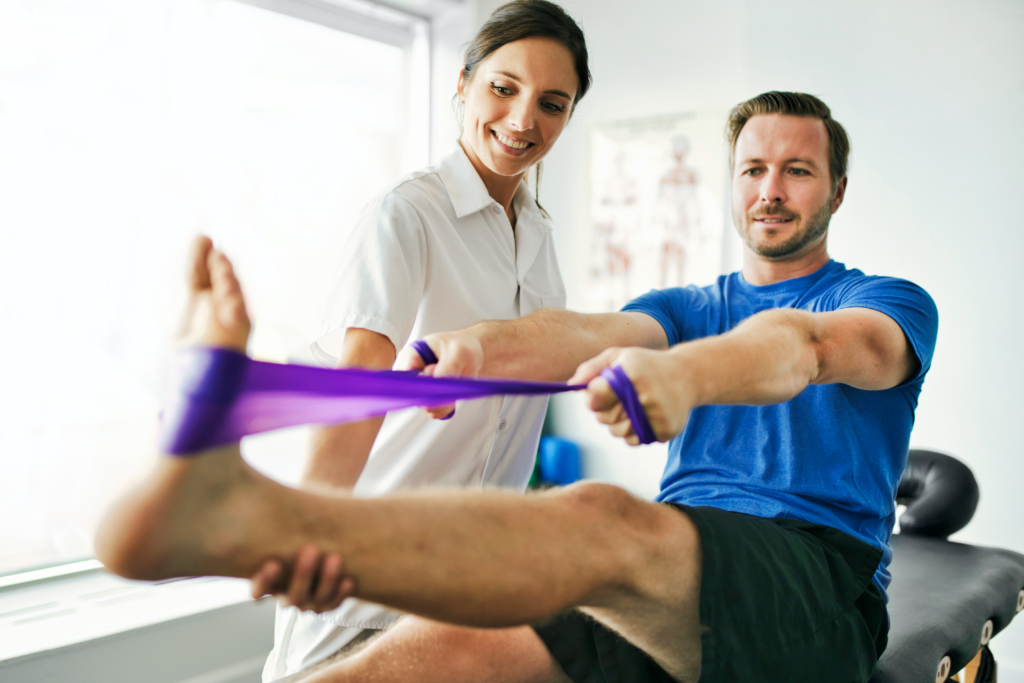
[95,238,703,682]
[297,620,568,683]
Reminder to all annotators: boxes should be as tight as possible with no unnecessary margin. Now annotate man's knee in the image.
[556,480,641,515]
[556,481,685,538]
[554,482,701,598]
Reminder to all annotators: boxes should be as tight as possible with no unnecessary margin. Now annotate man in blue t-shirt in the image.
[97,92,937,683]
[378,91,936,682]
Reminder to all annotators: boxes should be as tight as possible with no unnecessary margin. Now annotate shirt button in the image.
[498,419,508,430]
[493,205,502,214]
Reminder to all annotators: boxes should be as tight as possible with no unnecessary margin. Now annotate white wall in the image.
[476,0,1024,670]
[429,2,477,163]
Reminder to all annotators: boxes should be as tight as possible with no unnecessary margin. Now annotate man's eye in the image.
[789,168,809,176]
[743,168,762,176]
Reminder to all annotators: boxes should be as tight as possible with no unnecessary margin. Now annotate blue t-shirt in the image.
[622,260,938,596]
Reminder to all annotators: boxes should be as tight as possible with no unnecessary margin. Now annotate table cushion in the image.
[879,534,1024,682]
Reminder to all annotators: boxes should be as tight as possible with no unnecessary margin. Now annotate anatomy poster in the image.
[587,110,730,312]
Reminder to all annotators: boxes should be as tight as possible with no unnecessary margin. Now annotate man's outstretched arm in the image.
[575,306,919,445]
[257,306,918,608]
[397,308,669,383]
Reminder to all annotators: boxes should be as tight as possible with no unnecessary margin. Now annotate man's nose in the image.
[759,169,787,204]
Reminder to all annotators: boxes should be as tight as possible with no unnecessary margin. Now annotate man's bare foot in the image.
[94,237,283,582]
[178,235,251,351]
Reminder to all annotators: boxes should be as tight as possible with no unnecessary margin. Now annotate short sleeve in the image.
[833,277,939,384]
[622,286,702,347]
[311,193,427,367]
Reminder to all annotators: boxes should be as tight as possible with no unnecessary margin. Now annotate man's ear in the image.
[831,175,848,213]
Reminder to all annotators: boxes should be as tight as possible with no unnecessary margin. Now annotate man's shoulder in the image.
[622,277,731,346]
[625,276,727,311]
[812,263,936,310]
[810,263,940,379]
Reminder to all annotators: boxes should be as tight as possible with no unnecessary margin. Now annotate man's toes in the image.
[216,297,250,335]
[208,251,243,301]
[207,250,251,348]
[188,236,214,292]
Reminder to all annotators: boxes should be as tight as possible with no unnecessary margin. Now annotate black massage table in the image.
[875,450,1024,683]
[273,450,1024,683]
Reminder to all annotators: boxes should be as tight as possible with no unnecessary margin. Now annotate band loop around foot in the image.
[159,347,249,455]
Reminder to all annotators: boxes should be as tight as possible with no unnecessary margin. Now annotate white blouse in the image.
[265,145,566,680]
[311,144,566,494]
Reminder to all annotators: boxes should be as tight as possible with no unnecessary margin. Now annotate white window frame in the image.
[235,0,435,167]
[0,0,436,596]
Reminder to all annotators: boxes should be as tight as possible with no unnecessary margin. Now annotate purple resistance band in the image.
[159,345,657,455]
[410,339,439,366]
[408,340,456,419]
[599,365,658,445]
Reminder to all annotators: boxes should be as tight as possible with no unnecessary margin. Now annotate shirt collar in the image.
[512,181,551,230]
[735,259,843,294]
[437,144,498,218]
[436,145,552,233]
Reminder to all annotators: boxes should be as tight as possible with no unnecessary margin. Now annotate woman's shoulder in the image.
[372,165,447,210]
[348,164,458,238]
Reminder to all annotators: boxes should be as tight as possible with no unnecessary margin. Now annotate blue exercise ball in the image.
[538,436,581,486]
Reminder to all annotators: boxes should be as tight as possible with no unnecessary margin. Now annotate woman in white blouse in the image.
[260,2,592,680]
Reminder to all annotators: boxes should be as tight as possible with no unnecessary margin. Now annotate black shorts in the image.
[533,505,888,683]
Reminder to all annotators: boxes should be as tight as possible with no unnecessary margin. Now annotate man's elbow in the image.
[815,339,919,391]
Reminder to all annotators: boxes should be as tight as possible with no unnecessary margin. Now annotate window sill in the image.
[0,570,258,662]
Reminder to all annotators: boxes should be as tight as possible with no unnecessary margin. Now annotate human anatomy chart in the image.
[587,111,730,312]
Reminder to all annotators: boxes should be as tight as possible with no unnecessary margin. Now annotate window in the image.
[0,0,430,578]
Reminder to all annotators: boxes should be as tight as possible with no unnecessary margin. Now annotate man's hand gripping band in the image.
[598,365,658,445]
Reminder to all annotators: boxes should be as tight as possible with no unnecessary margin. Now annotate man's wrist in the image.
[665,343,708,408]
[466,319,523,376]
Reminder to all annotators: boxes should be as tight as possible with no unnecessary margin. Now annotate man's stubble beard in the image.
[735,196,833,260]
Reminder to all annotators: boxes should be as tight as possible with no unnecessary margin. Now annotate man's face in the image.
[731,114,845,260]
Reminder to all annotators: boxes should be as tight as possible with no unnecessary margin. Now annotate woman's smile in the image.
[492,129,535,154]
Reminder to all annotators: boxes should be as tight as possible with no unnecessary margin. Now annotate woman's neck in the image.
[459,139,524,214]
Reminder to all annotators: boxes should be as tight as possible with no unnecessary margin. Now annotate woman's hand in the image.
[569,347,696,445]
[249,544,355,613]
[395,332,487,419]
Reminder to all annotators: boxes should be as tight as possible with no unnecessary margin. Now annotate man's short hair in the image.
[726,91,850,191]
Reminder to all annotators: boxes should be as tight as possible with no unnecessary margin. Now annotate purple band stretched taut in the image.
[159,346,588,455]
[599,365,657,445]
